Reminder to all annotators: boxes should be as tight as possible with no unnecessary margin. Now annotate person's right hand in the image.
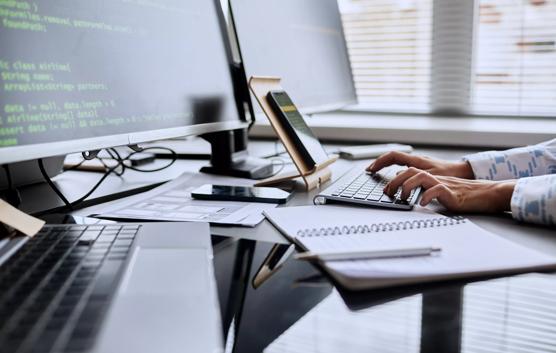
[366,151,475,179]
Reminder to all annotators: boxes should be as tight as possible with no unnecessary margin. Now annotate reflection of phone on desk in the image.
[266,91,329,168]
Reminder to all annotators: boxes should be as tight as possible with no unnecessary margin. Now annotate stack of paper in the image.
[95,173,277,227]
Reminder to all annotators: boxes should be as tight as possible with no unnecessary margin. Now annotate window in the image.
[339,0,556,117]
[473,0,556,117]
[339,0,432,113]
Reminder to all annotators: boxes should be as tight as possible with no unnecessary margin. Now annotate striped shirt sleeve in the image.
[510,175,556,226]
[463,138,556,181]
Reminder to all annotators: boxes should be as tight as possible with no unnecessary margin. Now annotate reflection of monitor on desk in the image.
[0,0,271,209]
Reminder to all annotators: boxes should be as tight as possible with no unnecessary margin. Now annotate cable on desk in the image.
[38,146,177,211]
[38,158,74,210]
[104,148,126,176]
[2,164,22,208]
[39,157,120,211]
[121,147,177,172]
[260,140,288,159]
[268,158,286,177]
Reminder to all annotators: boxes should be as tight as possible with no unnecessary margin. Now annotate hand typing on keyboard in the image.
[368,151,515,213]
[367,151,475,179]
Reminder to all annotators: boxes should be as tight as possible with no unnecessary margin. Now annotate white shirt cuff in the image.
[462,152,504,180]
[510,175,556,226]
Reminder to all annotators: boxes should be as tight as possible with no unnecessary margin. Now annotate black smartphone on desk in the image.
[266,90,329,167]
[191,184,293,204]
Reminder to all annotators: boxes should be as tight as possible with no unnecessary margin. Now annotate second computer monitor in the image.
[230,0,357,114]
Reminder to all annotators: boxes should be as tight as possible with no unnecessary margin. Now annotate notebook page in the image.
[325,222,556,280]
[264,204,442,247]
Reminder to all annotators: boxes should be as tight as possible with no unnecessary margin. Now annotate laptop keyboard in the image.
[0,224,139,353]
[330,171,417,206]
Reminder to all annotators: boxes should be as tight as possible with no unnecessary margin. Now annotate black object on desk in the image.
[191,184,293,204]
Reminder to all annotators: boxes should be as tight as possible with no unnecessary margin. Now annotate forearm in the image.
[491,180,516,213]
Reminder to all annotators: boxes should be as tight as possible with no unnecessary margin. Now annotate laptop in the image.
[0,221,223,353]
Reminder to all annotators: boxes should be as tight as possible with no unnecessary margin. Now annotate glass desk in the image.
[215,238,556,353]
[36,142,556,352]
[46,214,556,353]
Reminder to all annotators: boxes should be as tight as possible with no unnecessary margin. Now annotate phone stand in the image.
[249,76,337,191]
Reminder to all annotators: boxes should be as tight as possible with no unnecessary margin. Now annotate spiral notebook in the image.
[263,205,556,290]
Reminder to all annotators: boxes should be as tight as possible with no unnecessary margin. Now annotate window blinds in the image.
[472,0,556,117]
[339,0,556,117]
[338,0,433,112]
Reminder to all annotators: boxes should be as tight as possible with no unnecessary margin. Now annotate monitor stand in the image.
[0,156,65,190]
[0,156,64,210]
[200,129,274,180]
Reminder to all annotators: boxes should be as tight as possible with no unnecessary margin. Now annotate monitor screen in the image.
[230,0,357,114]
[0,0,245,164]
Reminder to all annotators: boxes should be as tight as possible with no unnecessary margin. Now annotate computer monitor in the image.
[229,0,357,114]
[0,0,247,166]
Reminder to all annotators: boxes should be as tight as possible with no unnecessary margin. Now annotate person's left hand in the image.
[384,167,516,213]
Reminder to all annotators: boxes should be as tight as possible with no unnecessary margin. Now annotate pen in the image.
[294,246,442,262]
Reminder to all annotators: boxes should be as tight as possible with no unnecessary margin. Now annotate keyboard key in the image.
[59,297,81,310]
[77,239,94,246]
[91,243,110,250]
[395,198,410,205]
[72,323,97,340]
[88,249,109,256]
[53,305,73,318]
[65,230,84,239]
[107,254,127,261]
[113,239,133,248]
[33,330,60,352]
[109,248,129,254]
[367,194,382,201]
[380,194,395,203]
[116,233,136,240]
[85,226,104,231]
[96,235,116,243]
[45,317,66,330]
[79,230,102,244]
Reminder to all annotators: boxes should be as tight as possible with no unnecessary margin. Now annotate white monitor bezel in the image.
[0,120,247,165]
